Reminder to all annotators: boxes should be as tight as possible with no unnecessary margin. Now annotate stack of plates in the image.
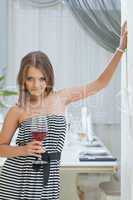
[79,149,117,162]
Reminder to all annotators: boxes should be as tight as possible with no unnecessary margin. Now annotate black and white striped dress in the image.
[0,114,66,200]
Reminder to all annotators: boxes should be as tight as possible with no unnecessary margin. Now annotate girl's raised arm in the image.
[58,22,127,105]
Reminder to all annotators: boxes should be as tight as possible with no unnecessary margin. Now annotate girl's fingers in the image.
[30,149,44,157]
[32,148,45,153]
[121,21,127,35]
[31,145,45,153]
[24,141,45,156]
[30,153,42,158]
[32,141,42,146]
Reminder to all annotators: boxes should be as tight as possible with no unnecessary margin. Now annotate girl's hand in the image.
[119,21,128,51]
[22,141,45,157]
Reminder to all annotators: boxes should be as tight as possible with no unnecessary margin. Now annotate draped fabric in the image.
[19,0,121,52]
[65,0,121,52]
[26,0,62,7]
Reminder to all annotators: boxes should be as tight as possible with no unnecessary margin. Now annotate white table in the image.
[60,139,117,200]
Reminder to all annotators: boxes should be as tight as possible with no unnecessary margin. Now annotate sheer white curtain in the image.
[7,0,120,123]
[121,0,133,199]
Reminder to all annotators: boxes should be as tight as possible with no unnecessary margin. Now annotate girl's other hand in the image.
[119,21,128,51]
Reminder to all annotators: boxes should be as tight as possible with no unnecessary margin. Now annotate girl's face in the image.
[25,67,47,97]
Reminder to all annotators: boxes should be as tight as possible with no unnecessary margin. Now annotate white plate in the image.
[80,149,107,155]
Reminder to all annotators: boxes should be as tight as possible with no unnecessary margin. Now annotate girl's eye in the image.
[26,77,33,81]
[26,77,46,81]
[40,77,46,81]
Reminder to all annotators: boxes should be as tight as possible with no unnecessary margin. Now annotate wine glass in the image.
[31,115,48,166]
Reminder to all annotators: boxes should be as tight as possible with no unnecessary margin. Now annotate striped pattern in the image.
[0,115,66,200]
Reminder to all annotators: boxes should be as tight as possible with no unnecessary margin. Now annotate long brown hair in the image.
[17,51,55,107]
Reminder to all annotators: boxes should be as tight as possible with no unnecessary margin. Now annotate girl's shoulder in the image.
[8,103,24,118]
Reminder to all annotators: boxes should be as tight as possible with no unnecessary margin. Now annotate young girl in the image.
[0,23,127,200]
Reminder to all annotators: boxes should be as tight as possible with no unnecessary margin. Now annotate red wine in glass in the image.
[31,116,48,165]
[32,131,47,142]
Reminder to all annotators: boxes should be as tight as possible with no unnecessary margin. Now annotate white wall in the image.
[0,0,8,68]
[94,124,121,161]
